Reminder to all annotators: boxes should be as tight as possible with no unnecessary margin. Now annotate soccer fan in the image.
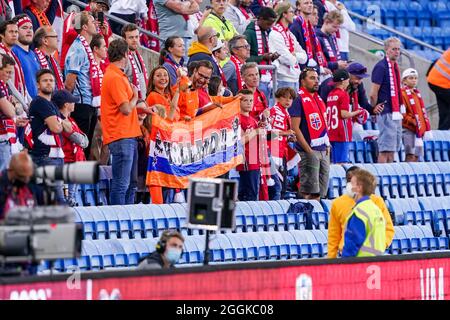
[401,68,432,162]
[241,62,268,120]
[160,36,186,86]
[211,40,228,89]
[289,68,329,200]
[326,0,356,61]
[224,0,254,35]
[109,0,148,35]
[269,2,307,91]
[203,0,238,42]
[90,33,109,74]
[23,0,59,31]
[370,37,403,163]
[223,35,250,95]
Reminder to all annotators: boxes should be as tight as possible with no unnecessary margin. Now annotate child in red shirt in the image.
[237,89,263,201]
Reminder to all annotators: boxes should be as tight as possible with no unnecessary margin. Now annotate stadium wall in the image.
[2,252,450,300]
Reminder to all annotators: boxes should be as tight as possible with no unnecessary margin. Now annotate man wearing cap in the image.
[326,69,364,164]
[401,68,432,162]
[211,39,228,88]
[187,26,221,79]
[12,14,40,99]
[370,37,403,163]
[244,7,278,104]
[223,35,250,95]
[52,89,88,206]
[269,1,307,92]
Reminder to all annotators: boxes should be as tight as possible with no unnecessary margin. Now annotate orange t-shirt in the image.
[146,91,180,121]
[100,64,142,145]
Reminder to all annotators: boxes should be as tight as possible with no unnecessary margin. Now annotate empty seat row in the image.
[388,225,449,254]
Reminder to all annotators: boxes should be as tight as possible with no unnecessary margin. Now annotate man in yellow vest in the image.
[328,166,394,258]
[341,169,386,257]
[427,48,450,130]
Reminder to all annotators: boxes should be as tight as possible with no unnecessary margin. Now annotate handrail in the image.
[348,10,444,54]
[348,29,415,68]
[65,0,163,42]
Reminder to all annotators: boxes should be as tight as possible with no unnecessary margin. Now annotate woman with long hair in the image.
[160,36,185,85]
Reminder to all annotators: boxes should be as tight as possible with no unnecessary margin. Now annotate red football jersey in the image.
[326,87,352,142]
[268,103,290,159]
[237,114,260,171]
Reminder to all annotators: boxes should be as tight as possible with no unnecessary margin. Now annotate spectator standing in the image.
[0,1,12,25]
[52,89,88,207]
[289,68,330,200]
[269,2,307,92]
[244,7,278,104]
[309,4,320,27]
[0,54,23,171]
[401,68,432,162]
[0,20,27,103]
[122,24,149,100]
[211,39,229,88]
[187,27,221,79]
[328,166,393,258]
[64,12,101,159]
[160,36,186,86]
[427,48,450,130]
[241,62,268,120]
[223,35,250,95]
[248,0,273,17]
[326,69,363,164]
[315,10,347,73]
[33,26,64,90]
[12,15,40,99]
[370,37,403,163]
[100,38,142,205]
[29,69,70,204]
[326,0,355,61]
[154,0,200,50]
[224,0,253,35]
[109,0,148,35]
[312,0,326,28]
[90,33,109,74]
[203,0,238,42]
[23,0,59,31]
[237,88,262,201]
[138,230,185,269]
[341,169,386,258]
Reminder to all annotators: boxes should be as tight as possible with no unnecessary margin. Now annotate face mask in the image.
[165,248,182,265]
[345,182,356,198]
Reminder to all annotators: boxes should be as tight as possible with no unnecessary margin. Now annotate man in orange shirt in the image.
[327,166,395,258]
[101,38,142,205]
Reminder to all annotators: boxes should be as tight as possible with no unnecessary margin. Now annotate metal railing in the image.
[348,10,444,54]
[66,0,162,42]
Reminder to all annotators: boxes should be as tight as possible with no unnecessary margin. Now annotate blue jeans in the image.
[277,80,299,92]
[259,81,273,107]
[32,156,66,205]
[238,170,260,201]
[0,141,11,171]
[109,138,138,205]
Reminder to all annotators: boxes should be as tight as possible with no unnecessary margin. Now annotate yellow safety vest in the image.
[427,48,450,89]
[344,199,386,257]
[203,13,238,42]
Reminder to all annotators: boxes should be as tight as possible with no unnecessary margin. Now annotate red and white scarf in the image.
[37,116,64,158]
[230,55,244,91]
[350,89,368,125]
[272,22,299,70]
[79,35,103,107]
[403,86,431,138]
[239,5,255,20]
[322,35,340,62]
[296,16,327,67]
[140,0,160,52]
[255,23,272,81]
[257,0,272,7]
[386,57,403,120]
[212,55,227,86]
[0,43,26,97]
[298,87,329,147]
[0,81,22,153]
[34,48,64,90]
[128,50,149,99]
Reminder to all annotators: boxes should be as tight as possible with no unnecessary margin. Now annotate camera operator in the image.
[29,69,72,204]
[0,150,35,220]
[138,230,185,269]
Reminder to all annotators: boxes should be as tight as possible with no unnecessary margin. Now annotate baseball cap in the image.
[52,90,79,108]
[275,2,292,21]
[346,62,370,79]
[333,69,350,82]
[212,39,225,52]
[402,68,418,79]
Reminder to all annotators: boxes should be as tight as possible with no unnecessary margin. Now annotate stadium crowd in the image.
[0,0,447,216]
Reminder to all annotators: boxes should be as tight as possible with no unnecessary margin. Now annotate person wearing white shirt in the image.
[325,0,356,61]
[109,0,149,35]
[224,0,254,35]
[269,1,307,92]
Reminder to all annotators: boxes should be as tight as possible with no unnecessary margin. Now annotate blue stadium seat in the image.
[373,164,396,199]
[124,205,145,239]
[435,162,450,196]
[108,239,133,267]
[98,206,122,239]
[427,163,445,197]
[401,225,421,252]
[248,232,269,260]
[130,239,151,261]
[142,237,158,253]
[389,231,402,255]
[321,199,332,214]
[267,201,288,231]
[225,233,245,261]
[354,141,365,163]
[236,202,256,232]
[278,200,298,230]
[418,196,450,237]
[268,231,290,260]
[257,232,279,260]
[74,207,105,240]
[407,163,434,197]
[289,230,313,259]
[80,184,97,206]
[158,204,179,231]
[386,199,409,225]
[400,163,420,197]
[81,239,102,270]
[170,203,188,236]
[146,204,168,236]
[218,234,235,261]
[328,164,346,199]
[181,236,202,264]
[251,201,276,232]
[390,163,412,198]
[363,140,375,163]
[238,233,258,261]
[91,239,115,269]
[279,231,300,259]
[308,200,327,230]
[394,226,412,253]
[209,236,225,262]
[310,230,328,257]
[383,164,402,198]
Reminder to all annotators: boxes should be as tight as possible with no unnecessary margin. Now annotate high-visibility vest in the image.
[427,49,450,89]
[344,199,386,257]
